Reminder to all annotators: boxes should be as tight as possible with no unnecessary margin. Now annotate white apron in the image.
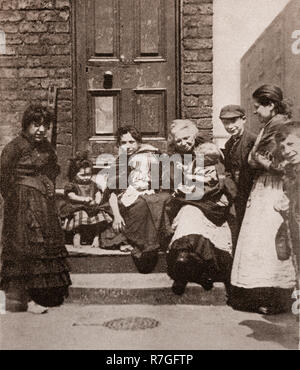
[170,205,232,254]
[231,174,296,289]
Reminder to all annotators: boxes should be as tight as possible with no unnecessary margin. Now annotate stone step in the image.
[67,273,227,305]
[67,245,167,274]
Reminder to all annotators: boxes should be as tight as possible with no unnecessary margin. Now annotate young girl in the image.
[62,151,112,248]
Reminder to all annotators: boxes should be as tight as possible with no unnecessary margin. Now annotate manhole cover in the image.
[103,317,160,331]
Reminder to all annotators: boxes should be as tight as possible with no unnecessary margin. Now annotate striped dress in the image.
[62,181,112,231]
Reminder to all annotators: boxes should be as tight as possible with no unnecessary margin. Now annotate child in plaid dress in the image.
[62,151,112,248]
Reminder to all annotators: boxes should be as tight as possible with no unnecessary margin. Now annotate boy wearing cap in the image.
[219,105,256,252]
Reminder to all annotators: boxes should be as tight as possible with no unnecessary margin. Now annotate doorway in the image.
[73,0,180,162]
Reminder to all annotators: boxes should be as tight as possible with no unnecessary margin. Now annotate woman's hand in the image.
[274,193,290,213]
[268,163,285,176]
[176,183,196,195]
[112,214,126,233]
[83,196,94,205]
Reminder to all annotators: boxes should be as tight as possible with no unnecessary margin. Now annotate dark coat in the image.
[0,132,60,200]
[103,144,173,253]
[284,164,300,283]
[0,133,70,292]
[223,131,256,228]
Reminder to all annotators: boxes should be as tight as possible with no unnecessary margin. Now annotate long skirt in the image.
[231,174,295,289]
[167,205,233,288]
[230,174,296,311]
[102,192,172,273]
[0,185,71,308]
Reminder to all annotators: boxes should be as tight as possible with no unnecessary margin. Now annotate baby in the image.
[120,145,160,207]
[194,142,223,186]
[175,142,228,206]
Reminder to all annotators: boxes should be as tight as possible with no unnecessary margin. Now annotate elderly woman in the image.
[166,120,236,295]
[0,104,71,313]
[230,85,296,315]
[102,125,172,273]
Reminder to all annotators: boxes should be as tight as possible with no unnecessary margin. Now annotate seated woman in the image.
[167,120,236,295]
[102,126,172,273]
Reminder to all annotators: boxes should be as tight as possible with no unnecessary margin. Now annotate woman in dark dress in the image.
[102,126,172,273]
[0,104,71,313]
[166,120,236,295]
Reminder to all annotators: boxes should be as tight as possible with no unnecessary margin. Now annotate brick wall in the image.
[0,0,72,186]
[0,0,213,245]
[182,0,213,141]
[0,0,213,180]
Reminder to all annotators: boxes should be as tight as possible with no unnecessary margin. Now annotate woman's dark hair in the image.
[22,104,54,131]
[252,84,292,118]
[275,121,300,143]
[67,151,93,182]
[116,125,142,146]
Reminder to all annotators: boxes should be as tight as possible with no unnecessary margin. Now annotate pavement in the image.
[0,246,299,350]
[0,303,298,350]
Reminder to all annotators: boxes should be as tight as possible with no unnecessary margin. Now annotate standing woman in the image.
[0,104,71,313]
[230,85,296,314]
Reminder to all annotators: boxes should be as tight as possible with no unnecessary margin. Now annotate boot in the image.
[5,281,29,313]
[172,280,187,296]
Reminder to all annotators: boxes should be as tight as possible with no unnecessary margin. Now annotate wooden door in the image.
[74,0,179,162]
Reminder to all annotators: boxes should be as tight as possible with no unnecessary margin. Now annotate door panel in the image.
[87,0,120,60]
[134,89,166,136]
[136,0,165,59]
[75,0,179,161]
[95,96,114,133]
[88,90,120,135]
[94,0,117,56]
[140,0,160,55]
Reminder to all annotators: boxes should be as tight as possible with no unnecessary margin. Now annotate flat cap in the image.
[219,105,245,119]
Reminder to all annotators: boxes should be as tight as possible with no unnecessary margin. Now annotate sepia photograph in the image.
[0,0,299,352]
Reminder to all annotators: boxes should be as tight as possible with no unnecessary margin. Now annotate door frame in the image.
[71,0,182,155]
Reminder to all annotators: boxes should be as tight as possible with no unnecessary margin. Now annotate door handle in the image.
[104,71,113,89]
[104,71,113,78]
